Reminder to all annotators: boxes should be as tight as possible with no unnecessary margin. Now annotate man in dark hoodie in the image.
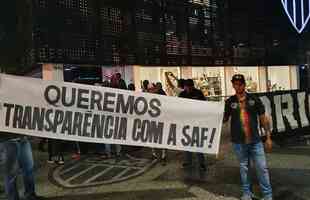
[178,79,207,171]
[0,132,42,200]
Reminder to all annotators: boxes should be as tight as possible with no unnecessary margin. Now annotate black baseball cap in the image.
[231,74,246,84]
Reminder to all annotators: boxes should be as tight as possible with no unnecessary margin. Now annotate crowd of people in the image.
[46,72,185,166]
[0,73,274,200]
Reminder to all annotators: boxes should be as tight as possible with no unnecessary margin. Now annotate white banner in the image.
[0,74,224,154]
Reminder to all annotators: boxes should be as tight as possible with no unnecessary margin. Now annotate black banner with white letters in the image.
[256,90,310,138]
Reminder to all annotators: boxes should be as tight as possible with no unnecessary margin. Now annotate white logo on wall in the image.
[282,0,310,33]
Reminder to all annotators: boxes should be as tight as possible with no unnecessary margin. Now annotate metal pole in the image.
[265,66,269,92]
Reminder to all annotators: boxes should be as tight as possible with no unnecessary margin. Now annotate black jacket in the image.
[0,131,21,142]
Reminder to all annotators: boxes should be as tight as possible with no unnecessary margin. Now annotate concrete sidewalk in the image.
[1,141,308,200]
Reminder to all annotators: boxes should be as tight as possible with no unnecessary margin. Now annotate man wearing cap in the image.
[223,74,273,200]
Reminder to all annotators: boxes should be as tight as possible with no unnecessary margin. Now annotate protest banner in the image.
[0,74,224,154]
[256,90,310,139]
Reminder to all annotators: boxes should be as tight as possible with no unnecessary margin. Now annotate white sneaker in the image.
[47,159,55,164]
[240,195,252,200]
[57,160,65,165]
[261,197,273,200]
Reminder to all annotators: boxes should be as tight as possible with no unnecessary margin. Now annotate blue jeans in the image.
[96,144,120,156]
[1,137,36,200]
[110,144,121,155]
[233,142,272,199]
[95,143,111,155]
[184,152,206,167]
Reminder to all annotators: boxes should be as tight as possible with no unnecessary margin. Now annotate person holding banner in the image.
[179,79,207,171]
[151,82,168,165]
[108,73,127,157]
[223,74,273,200]
[142,80,149,92]
[0,133,43,200]
[47,139,64,165]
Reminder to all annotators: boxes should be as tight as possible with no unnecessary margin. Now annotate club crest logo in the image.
[281,0,310,33]
[248,100,255,106]
[50,155,156,188]
[231,103,238,109]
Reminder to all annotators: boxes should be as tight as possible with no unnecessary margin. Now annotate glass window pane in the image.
[267,66,291,91]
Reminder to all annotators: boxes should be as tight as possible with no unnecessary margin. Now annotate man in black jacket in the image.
[179,79,207,171]
[223,74,273,200]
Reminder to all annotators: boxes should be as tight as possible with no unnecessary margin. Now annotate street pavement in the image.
[0,136,309,200]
